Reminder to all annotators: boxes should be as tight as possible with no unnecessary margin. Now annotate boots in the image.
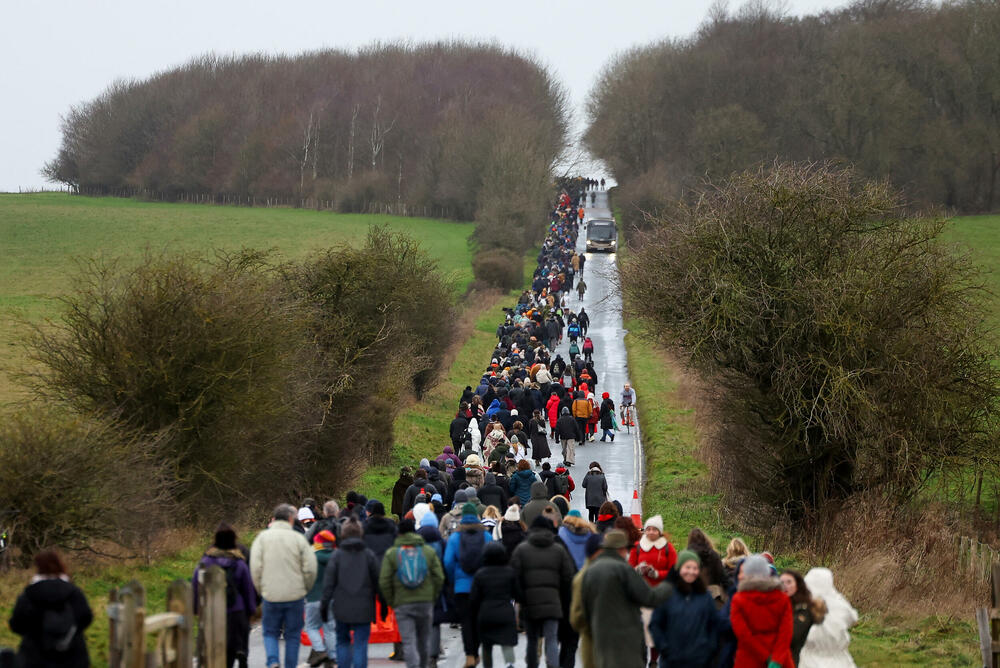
[307,649,328,667]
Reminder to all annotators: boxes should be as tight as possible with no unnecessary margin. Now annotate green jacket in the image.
[581,550,672,668]
[378,532,444,608]
[306,548,332,602]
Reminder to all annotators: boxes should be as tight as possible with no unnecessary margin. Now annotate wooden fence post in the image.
[166,579,193,668]
[120,580,146,668]
[979,564,1000,667]
[108,587,122,668]
[197,566,227,668]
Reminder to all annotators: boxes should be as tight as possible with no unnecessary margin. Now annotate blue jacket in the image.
[557,526,591,570]
[649,578,720,667]
[444,526,493,594]
[508,469,538,506]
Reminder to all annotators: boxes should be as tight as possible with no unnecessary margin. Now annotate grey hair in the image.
[323,500,340,518]
[273,503,296,522]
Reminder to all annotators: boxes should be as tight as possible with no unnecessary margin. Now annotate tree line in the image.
[585,0,1000,225]
[42,42,568,267]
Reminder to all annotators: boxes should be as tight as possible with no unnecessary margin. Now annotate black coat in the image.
[556,414,579,441]
[363,515,398,561]
[449,416,470,447]
[9,578,93,668]
[599,398,615,429]
[528,418,552,460]
[321,538,380,624]
[469,566,523,646]
[392,474,413,517]
[402,480,439,515]
[478,477,509,512]
[510,528,576,621]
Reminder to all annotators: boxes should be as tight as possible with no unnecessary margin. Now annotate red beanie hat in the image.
[602,392,610,399]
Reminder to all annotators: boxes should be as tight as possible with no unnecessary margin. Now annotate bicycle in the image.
[621,404,636,434]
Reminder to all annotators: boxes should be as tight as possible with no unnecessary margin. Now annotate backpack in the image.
[458,530,485,574]
[41,600,77,653]
[397,545,428,589]
[568,324,580,338]
[549,473,570,497]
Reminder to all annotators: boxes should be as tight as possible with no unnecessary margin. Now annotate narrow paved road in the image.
[248,189,642,667]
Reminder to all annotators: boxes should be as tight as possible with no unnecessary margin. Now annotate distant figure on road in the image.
[250,504,318,668]
[600,178,605,190]
[576,279,587,301]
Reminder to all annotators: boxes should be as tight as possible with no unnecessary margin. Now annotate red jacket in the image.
[546,394,561,428]
[628,537,677,587]
[730,579,794,668]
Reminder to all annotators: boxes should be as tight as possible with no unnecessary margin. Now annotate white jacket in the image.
[799,568,858,668]
[468,419,482,451]
[249,520,317,603]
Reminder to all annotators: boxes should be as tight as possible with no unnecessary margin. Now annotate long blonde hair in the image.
[724,537,750,567]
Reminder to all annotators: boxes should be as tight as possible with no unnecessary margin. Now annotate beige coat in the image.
[249,520,317,602]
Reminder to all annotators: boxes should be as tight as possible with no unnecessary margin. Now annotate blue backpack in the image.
[397,545,428,589]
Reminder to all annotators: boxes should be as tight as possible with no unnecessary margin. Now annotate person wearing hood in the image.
[580,530,673,668]
[508,460,539,507]
[439,489,470,541]
[320,520,377,668]
[362,502,397,563]
[445,504,494,667]
[437,445,463,469]
[485,398,502,419]
[392,467,414,519]
[379,520,445,668]
[729,555,794,668]
[478,473,509,512]
[598,392,616,442]
[547,464,574,501]
[630,515,678,664]
[581,463,609,523]
[493,504,528,554]
[558,511,596,570]
[417,512,450,667]
[780,569,828,667]
[521,481,561,528]
[649,550,719,668]
[555,407,579,466]
[464,453,487,489]
[450,410,471,449]
[9,549,93,668]
[546,392,562,441]
[470,542,524,668]
[798,567,857,668]
[401,469,440,517]
[304,530,337,668]
[510,517,577,668]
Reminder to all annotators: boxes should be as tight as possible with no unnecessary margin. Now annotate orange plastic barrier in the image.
[301,600,401,646]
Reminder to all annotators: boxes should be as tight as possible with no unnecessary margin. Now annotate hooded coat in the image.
[557,518,594,570]
[378,533,445,609]
[469,557,523,647]
[9,577,93,668]
[507,468,538,506]
[599,398,615,430]
[444,522,493,594]
[478,473,509,511]
[648,572,719,666]
[392,471,413,518]
[510,527,576,620]
[320,537,380,624]
[192,547,257,614]
[521,482,560,528]
[437,445,463,468]
[730,576,795,668]
[362,515,398,562]
[580,550,673,668]
[799,568,858,668]
[546,394,561,429]
[581,469,608,509]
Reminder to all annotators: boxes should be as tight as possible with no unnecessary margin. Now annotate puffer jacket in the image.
[510,528,576,620]
[521,482,560,528]
[508,469,538,506]
[730,576,794,668]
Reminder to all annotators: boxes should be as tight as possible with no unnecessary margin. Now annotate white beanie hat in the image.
[504,505,521,522]
[643,515,663,532]
[413,502,431,525]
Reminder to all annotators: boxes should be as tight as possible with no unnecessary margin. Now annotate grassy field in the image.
[943,214,1000,329]
[0,193,475,407]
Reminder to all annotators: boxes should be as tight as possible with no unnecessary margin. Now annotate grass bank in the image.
[0,193,475,406]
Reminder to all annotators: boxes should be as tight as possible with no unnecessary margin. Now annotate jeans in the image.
[524,618,559,668]
[262,598,305,668]
[304,600,336,658]
[335,620,371,668]
[482,644,516,668]
[394,601,434,668]
[600,428,614,441]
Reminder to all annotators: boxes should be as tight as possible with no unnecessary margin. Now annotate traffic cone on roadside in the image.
[631,489,642,528]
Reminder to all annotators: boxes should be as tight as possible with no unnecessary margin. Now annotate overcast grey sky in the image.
[1,0,845,192]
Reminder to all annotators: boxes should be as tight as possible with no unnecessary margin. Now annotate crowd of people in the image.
[5,186,858,668]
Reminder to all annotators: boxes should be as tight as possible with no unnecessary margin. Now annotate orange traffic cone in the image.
[631,489,642,528]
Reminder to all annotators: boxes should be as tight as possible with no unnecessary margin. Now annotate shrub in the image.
[472,249,523,292]
[0,409,174,562]
[622,162,1000,526]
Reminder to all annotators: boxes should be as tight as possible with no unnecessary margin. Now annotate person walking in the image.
[470,542,523,668]
[581,463,609,523]
[379,519,446,668]
[521,481,561,529]
[556,407,579,466]
[509,460,539,507]
[581,337,594,363]
[445,504,494,667]
[568,534,604,668]
[250,504,318,668]
[9,549,93,668]
[493,504,528,555]
[571,392,592,446]
[780,569,827,667]
[510,517,577,668]
[729,555,794,668]
[529,409,553,465]
[597,393,615,443]
[630,515,677,667]
[580,530,673,667]
[192,523,258,668]
[799,567,858,668]
[648,550,719,668]
[304,531,337,668]
[320,520,379,668]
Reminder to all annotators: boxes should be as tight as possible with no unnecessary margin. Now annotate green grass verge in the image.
[0,193,475,407]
